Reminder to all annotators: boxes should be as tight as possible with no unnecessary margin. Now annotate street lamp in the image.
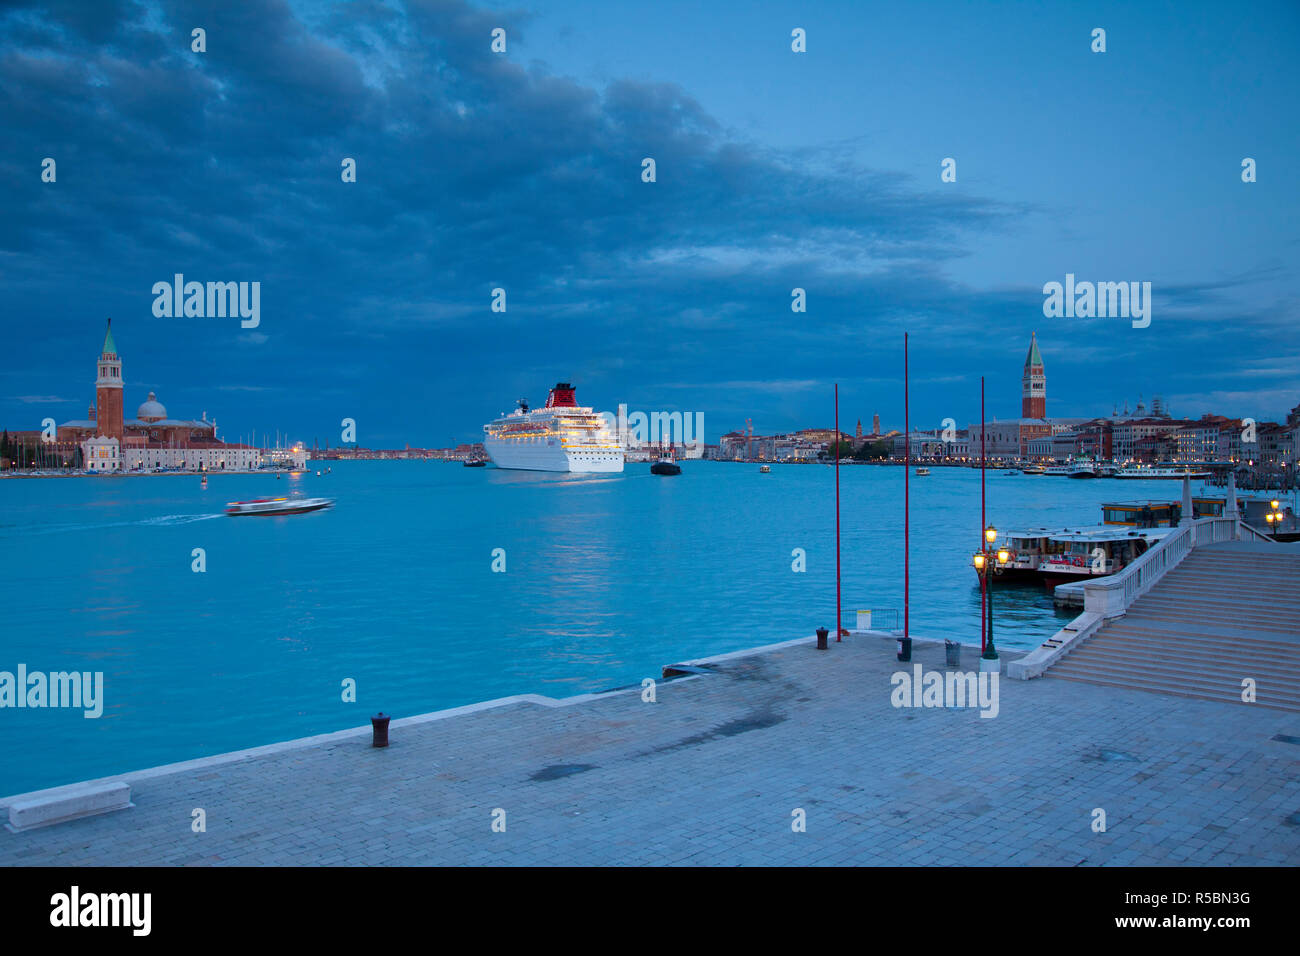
[1266,500,1285,532]
[972,525,1008,666]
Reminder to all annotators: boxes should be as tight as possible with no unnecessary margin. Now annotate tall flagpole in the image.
[904,333,910,644]
[981,375,987,654]
[835,382,842,642]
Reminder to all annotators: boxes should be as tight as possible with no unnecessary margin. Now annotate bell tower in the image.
[95,318,124,442]
[1022,331,1046,419]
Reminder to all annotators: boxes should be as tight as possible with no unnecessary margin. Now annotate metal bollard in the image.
[816,626,829,650]
[371,712,390,748]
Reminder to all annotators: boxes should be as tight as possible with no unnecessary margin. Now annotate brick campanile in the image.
[1021,331,1046,419]
[95,318,124,442]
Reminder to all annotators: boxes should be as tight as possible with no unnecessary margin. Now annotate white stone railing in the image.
[1008,517,1267,679]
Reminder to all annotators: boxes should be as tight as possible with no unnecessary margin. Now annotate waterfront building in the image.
[1176,416,1231,463]
[1074,419,1114,460]
[794,427,850,445]
[1257,422,1292,468]
[892,429,971,460]
[967,333,1086,459]
[1110,417,1189,462]
[55,320,262,472]
[83,435,121,472]
[716,430,825,461]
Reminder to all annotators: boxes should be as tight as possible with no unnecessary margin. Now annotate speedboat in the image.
[463,458,487,467]
[225,496,334,517]
[915,467,930,476]
[759,465,771,473]
[650,457,681,476]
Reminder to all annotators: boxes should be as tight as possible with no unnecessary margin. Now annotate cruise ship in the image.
[482,383,624,473]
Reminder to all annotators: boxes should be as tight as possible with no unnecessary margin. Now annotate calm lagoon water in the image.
[0,461,1199,794]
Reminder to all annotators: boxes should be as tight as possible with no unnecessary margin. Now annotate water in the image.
[0,462,1200,795]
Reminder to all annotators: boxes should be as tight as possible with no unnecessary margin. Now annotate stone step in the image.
[1047,670,1300,714]
[1146,583,1300,597]
[1128,587,1298,600]
[1121,609,1299,632]
[1116,602,1295,621]
[1175,572,1300,579]
[1147,573,1300,585]
[1119,606,1297,626]
[1063,640,1300,674]
[1049,653,1300,694]
[1127,599,1300,619]
[1050,663,1300,705]
[1140,582,1300,597]
[1124,608,1299,625]
[1058,652,1300,690]
[1098,625,1300,655]
[1164,570,1300,581]
[1151,573,1300,583]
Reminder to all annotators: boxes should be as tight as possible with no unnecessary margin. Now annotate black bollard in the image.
[371,712,390,748]
[816,626,829,650]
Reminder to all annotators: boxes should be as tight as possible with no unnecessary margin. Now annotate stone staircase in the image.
[1048,543,1300,712]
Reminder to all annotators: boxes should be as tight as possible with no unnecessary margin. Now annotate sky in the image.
[1,0,1297,447]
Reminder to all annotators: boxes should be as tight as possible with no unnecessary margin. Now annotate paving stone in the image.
[1,637,1297,865]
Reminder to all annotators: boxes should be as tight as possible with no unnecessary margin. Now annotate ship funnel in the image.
[545,383,577,408]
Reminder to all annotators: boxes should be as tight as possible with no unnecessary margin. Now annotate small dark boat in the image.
[463,458,487,468]
[650,457,681,476]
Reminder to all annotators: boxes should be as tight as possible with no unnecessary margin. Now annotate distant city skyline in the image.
[2,0,1297,446]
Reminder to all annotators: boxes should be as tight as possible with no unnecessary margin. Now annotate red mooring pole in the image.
[980,375,987,654]
[835,382,842,641]
[904,334,910,643]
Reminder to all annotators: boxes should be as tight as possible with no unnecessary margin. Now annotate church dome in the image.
[137,392,167,422]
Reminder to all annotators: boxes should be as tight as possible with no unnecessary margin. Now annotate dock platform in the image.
[2,630,1296,866]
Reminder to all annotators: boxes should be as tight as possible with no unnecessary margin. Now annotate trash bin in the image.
[896,637,912,662]
[944,640,961,668]
[815,626,829,650]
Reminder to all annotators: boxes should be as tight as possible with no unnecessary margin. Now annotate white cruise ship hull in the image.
[484,435,623,473]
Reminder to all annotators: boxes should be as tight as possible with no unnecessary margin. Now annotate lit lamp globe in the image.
[973,553,986,572]
[984,526,997,545]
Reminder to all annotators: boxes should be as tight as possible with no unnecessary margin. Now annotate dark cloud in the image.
[0,0,1291,443]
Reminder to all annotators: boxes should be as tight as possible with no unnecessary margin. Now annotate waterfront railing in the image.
[1010,516,1275,679]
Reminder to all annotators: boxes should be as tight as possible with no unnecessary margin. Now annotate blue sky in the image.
[1,0,1297,447]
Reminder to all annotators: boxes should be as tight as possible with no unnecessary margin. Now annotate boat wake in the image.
[138,513,225,527]
[2,513,225,537]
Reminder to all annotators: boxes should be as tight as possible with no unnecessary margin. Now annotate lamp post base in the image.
[979,655,1000,673]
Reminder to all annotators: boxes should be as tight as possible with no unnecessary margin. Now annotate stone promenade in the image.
[2,634,1298,865]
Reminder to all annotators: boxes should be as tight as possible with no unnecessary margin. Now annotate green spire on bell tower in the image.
[1025,330,1042,368]
[102,318,117,357]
